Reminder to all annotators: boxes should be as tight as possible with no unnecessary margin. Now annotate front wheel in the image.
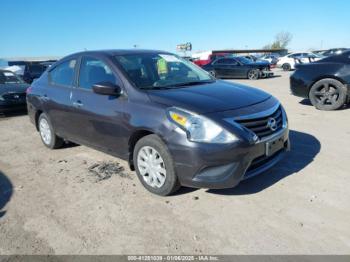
[134,134,180,196]
[282,63,291,71]
[38,113,64,149]
[309,78,347,110]
[247,69,259,80]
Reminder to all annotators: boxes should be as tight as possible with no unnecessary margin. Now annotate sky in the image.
[1,0,349,57]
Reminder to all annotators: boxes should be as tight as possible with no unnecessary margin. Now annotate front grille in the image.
[235,106,283,139]
[2,93,26,101]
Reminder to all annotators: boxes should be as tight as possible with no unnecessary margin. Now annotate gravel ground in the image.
[0,70,350,254]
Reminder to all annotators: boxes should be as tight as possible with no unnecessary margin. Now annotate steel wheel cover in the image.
[39,118,52,145]
[137,146,166,188]
[313,82,340,106]
[248,70,258,79]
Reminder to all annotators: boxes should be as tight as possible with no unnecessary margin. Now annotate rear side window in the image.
[78,57,116,90]
[215,58,237,65]
[50,59,76,86]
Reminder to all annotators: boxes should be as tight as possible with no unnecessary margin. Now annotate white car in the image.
[260,54,279,64]
[276,52,323,71]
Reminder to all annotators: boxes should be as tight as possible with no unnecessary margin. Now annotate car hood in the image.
[147,80,271,114]
[0,83,29,95]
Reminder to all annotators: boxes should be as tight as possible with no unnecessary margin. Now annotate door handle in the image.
[73,101,83,107]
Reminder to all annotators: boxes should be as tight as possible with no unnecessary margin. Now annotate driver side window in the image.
[226,59,238,65]
[215,58,237,65]
[78,57,116,90]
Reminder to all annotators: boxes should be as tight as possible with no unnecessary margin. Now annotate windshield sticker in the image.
[159,54,181,62]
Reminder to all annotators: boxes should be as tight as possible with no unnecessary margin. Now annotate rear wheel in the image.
[282,63,291,71]
[309,78,347,110]
[38,113,64,149]
[247,69,259,80]
[134,134,180,196]
[209,70,216,78]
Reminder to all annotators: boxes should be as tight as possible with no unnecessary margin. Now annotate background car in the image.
[290,50,350,110]
[0,69,29,114]
[277,52,323,71]
[260,54,279,65]
[322,48,348,57]
[243,55,258,62]
[192,52,233,67]
[202,56,273,80]
[22,63,50,84]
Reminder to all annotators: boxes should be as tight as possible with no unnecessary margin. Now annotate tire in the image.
[38,113,64,149]
[133,134,180,196]
[209,70,217,78]
[282,63,291,71]
[309,78,347,111]
[247,69,259,80]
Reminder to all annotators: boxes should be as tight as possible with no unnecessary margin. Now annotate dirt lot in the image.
[1,70,350,254]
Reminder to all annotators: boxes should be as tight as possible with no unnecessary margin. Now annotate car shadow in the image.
[59,141,80,149]
[0,170,13,219]
[264,74,282,79]
[299,98,313,106]
[172,186,199,196]
[207,130,320,195]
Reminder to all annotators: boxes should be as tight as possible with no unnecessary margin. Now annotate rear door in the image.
[44,57,78,139]
[70,55,127,156]
[212,58,239,77]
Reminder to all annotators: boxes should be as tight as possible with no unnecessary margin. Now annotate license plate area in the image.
[265,136,284,156]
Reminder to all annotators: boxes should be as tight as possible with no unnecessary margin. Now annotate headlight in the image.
[167,107,238,144]
[0,96,4,101]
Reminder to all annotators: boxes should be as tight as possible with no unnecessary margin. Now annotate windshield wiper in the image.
[163,80,215,88]
[139,86,170,90]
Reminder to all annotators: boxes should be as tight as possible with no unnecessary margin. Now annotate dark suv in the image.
[27,50,290,195]
[23,63,49,84]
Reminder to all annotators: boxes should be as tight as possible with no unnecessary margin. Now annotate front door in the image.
[70,55,127,156]
[212,58,233,78]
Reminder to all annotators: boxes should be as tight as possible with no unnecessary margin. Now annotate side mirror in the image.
[92,82,122,96]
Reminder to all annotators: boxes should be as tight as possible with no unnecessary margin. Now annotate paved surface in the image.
[0,70,350,254]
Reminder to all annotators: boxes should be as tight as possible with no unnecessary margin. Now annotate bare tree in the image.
[274,31,293,48]
[263,31,293,49]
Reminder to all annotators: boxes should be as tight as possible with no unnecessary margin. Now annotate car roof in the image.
[67,49,173,58]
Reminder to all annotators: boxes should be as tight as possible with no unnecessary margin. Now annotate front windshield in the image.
[115,53,214,90]
[235,57,252,64]
[0,71,23,84]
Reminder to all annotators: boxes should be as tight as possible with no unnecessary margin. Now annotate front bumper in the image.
[290,71,311,98]
[0,102,27,113]
[167,126,289,189]
[260,70,274,78]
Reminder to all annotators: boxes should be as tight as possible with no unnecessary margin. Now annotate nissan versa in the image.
[27,50,290,195]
